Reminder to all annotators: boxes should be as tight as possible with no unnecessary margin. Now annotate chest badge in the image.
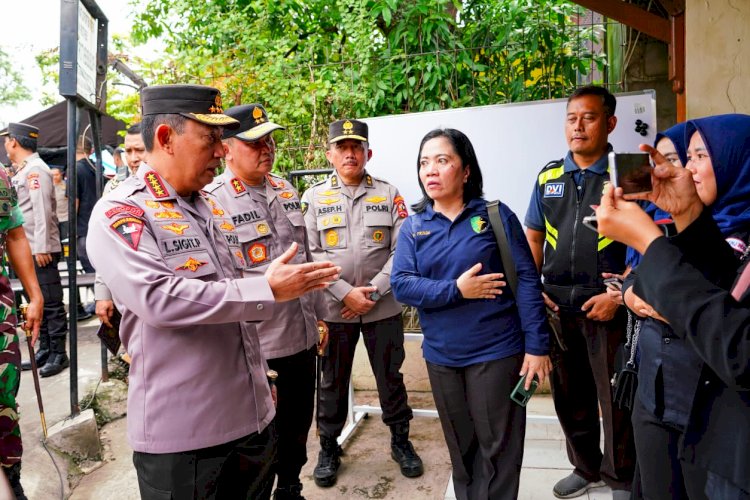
[373,230,385,243]
[325,229,339,247]
[279,191,294,199]
[175,256,208,272]
[256,222,270,235]
[162,223,189,235]
[248,243,268,263]
[318,197,341,205]
[470,215,488,233]
[208,198,225,216]
[110,217,145,251]
[154,209,184,220]
[544,182,565,198]
[394,195,408,218]
[220,221,235,231]
[365,196,387,203]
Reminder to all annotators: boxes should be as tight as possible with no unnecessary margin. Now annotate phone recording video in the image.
[609,152,653,195]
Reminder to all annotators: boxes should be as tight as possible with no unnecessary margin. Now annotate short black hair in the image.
[412,128,484,213]
[126,122,141,136]
[140,114,187,152]
[8,134,37,153]
[568,85,617,118]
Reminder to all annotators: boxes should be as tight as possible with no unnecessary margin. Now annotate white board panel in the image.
[361,91,656,224]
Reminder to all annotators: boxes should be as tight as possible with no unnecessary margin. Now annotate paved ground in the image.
[17,319,614,499]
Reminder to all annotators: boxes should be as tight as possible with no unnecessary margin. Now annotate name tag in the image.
[160,237,203,256]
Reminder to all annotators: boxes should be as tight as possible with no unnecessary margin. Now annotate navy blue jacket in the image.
[391,198,549,367]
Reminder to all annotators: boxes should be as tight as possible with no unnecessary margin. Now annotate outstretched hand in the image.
[266,243,340,302]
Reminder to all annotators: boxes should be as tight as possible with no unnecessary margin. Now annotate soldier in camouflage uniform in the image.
[0,123,44,500]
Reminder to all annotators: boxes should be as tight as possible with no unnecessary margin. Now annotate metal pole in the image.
[88,109,109,382]
[66,98,80,417]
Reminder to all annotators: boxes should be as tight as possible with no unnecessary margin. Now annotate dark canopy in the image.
[1,101,126,166]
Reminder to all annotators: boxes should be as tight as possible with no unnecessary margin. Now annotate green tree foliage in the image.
[0,47,30,105]
[129,0,605,173]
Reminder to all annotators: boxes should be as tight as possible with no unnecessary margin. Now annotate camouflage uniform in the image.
[0,167,25,468]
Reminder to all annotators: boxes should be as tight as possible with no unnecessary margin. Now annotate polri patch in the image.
[394,195,408,218]
[470,215,488,233]
[111,217,144,251]
[301,201,308,215]
[544,182,565,198]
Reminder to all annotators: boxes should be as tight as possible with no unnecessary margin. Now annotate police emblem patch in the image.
[256,222,270,235]
[248,243,267,263]
[470,215,488,233]
[373,230,385,243]
[325,229,339,247]
[162,223,189,235]
[110,217,144,250]
[301,201,308,215]
[394,195,408,218]
[175,257,208,272]
[544,182,565,198]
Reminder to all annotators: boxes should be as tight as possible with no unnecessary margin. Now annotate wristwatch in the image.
[368,284,381,302]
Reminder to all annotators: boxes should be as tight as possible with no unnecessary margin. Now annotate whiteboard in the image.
[361,90,657,224]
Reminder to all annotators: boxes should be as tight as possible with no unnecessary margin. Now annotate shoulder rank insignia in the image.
[394,195,408,218]
[175,256,208,272]
[231,178,246,195]
[144,171,170,199]
[220,221,235,231]
[266,175,278,188]
[330,175,339,188]
[366,175,373,187]
[318,197,341,205]
[162,223,189,235]
[154,209,184,220]
[365,196,387,203]
[248,243,268,263]
[111,217,144,251]
[279,191,294,199]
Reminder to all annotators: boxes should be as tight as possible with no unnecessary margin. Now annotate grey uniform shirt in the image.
[11,153,61,254]
[86,164,276,454]
[205,170,320,359]
[301,171,406,323]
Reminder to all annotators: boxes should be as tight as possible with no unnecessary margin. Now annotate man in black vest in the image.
[524,86,634,500]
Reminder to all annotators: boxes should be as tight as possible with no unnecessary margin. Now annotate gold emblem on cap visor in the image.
[209,94,224,114]
[343,120,353,134]
[253,106,266,124]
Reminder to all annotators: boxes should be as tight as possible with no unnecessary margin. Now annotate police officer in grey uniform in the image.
[204,103,326,500]
[302,119,423,488]
[86,84,339,500]
[2,123,69,377]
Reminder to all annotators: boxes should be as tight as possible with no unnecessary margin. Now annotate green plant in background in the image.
[117,0,606,175]
[0,47,31,106]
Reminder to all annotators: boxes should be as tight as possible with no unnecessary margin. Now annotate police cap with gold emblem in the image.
[140,84,240,129]
[0,122,40,139]
[329,119,368,143]
[222,103,285,141]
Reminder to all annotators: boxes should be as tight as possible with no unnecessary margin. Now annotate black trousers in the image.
[427,354,525,500]
[132,422,277,500]
[318,314,412,438]
[631,398,707,500]
[77,235,95,273]
[550,311,635,490]
[266,346,316,488]
[32,253,67,344]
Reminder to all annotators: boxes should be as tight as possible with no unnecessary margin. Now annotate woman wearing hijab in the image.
[391,128,551,500]
[596,113,750,499]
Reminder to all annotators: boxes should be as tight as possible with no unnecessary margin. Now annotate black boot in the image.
[40,338,69,378]
[21,335,50,371]
[390,422,424,478]
[313,436,341,488]
[5,462,29,500]
[273,482,306,499]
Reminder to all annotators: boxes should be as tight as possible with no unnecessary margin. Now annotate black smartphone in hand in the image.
[609,152,653,195]
[510,374,539,407]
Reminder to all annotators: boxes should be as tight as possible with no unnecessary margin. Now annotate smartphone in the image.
[609,152,653,195]
[603,277,623,290]
[582,214,599,233]
[510,374,539,407]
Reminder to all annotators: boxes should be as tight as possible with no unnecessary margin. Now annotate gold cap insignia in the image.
[209,93,224,114]
[343,120,353,134]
